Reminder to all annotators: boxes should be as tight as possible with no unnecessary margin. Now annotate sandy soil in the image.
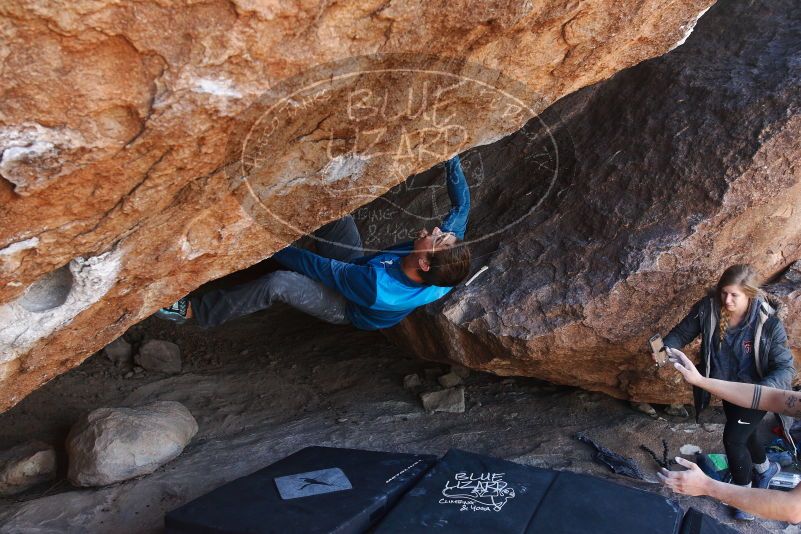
[0,305,796,533]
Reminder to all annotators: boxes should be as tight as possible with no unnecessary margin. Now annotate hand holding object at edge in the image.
[657,457,710,497]
[666,347,704,386]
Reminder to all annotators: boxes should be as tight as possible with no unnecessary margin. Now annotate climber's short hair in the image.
[420,241,472,287]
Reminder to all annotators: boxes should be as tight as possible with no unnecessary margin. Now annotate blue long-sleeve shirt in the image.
[273,155,470,330]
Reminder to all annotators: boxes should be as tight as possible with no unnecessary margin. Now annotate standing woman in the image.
[663,264,795,521]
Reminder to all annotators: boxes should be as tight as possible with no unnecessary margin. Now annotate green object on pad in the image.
[708,454,728,471]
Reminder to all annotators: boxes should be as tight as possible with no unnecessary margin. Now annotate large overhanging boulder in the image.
[382,0,801,404]
[0,0,714,411]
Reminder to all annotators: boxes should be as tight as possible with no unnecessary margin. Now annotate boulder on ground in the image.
[665,404,689,418]
[631,402,657,418]
[66,401,198,487]
[420,387,465,414]
[135,339,181,374]
[0,441,56,496]
[102,337,132,367]
[437,372,463,388]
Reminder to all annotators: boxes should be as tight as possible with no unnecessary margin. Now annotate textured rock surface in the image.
[403,373,422,390]
[66,401,198,487]
[382,0,801,403]
[0,0,713,411]
[0,441,56,496]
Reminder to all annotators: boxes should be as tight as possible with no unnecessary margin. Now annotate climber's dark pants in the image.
[722,401,767,486]
[191,216,363,328]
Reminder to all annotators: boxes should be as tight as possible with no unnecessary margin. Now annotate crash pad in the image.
[165,446,436,533]
[376,449,682,534]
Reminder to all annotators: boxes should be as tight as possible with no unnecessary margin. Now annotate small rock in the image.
[102,338,132,367]
[67,401,198,487]
[679,444,702,455]
[336,418,348,423]
[450,364,470,379]
[403,374,422,389]
[124,371,134,379]
[437,372,463,388]
[239,349,250,356]
[135,339,181,374]
[133,366,144,374]
[0,441,57,496]
[665,403,689,418]
[631,402,657,417]
[501,378,515,386]
[700,423,725,433]
[420,387,465,413]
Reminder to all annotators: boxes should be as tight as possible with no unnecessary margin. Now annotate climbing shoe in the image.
[155,297,190,323]
[753,461,781,490]
[733,508,755,521]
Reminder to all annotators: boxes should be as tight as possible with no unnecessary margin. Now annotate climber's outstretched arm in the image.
[667,347,801,416]
[439,155,470,239]
[659,457,801,523]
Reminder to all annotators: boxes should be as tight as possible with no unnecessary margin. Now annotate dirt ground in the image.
[0,305,797,533]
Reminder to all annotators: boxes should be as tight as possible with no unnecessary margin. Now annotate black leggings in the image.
[722,401,767,486]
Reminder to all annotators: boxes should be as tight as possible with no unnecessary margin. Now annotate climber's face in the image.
[414,227,457,255]
[408,227,457,274]
[720,284,749,316]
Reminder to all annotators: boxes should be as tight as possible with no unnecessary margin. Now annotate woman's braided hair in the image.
[715,264,761,342]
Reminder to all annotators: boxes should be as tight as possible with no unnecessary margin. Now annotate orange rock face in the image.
[0,0,713,411]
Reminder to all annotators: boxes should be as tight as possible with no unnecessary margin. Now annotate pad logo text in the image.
[439,472,516,512]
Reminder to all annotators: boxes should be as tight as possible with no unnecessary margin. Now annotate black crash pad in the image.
[165,446,436,534]
[528,469,682,533]
[679,508,741,534]
[376,449,683,534]
[374,448,557,533]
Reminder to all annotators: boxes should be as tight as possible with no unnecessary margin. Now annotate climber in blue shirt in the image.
[157,155,472,331]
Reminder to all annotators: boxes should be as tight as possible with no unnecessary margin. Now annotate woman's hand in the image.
[657,457,712,496]
[666,347,704,386]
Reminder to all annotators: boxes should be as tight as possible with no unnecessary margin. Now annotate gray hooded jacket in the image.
[664,292,796,450]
